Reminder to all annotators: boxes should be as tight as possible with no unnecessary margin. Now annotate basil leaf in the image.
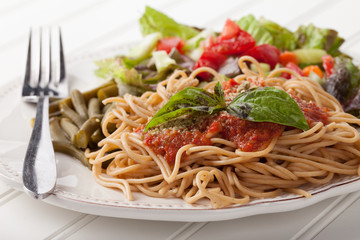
[227,87,309,131]
[213,81,226,111]
[144,108,202,130]
[144,87,224,131]
[145,85,309,132]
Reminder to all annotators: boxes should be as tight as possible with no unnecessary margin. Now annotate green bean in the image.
[60,118,79,143]
[49,80,116,114]
[74,116,102,149]
[60,103,86,128]
[88,98,102,118]
[70,89,89,119]
[49,99,63,114]
[52,141,91,169]
[106,122,117,134]
[101,103,117,134]
[97,84,119,102]
[49,117,70,143]
[102,102,114,114]
[90,128,105,145]
[80,80,116,102]
[49,111,61,118]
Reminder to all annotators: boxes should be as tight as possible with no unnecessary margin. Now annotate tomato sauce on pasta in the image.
[87,56,360,208]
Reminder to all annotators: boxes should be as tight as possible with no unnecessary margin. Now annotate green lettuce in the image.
[94,57,143,87]
[295,23,344,56]
[236,14,296,51]
[259,17,297,51]
[323,56,360,106]
[139,6,199,40]
[236,14,272,46]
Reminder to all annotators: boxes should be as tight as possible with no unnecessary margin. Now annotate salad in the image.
[95,6,360,118]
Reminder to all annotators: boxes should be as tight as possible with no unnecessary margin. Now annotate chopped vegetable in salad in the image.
[95,6,360,118]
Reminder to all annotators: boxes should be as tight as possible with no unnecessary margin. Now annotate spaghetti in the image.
[86,56,360,208]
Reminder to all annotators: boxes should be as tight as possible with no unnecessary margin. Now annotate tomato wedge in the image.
[205,19,255,55]
[322,54,334,77]
[243,44,280,69]
[219,19,242,40]
[194,51,228,81]
[157,37,185,54]
[281,62,304,79]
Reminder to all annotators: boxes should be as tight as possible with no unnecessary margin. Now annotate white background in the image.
[1,0,360,239]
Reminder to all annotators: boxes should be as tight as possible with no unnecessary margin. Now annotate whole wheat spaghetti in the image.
[86,56,360,208]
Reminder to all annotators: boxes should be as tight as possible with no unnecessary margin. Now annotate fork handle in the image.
[22,95,57,199]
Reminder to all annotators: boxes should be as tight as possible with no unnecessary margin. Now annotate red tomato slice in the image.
[322,54,334,77]
[222,78,240,91]
[219,19,242,40]
[208,32,255,55]
[205,19,255,55]
[194,51,228,81]
[281,62,304,79]
[157,37,185,54]
[243,44,280,69]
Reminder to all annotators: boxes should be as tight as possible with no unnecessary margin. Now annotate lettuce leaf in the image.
[236,14,296,51]
[94,57,143,87]
[236,15,273,46]
[295,23,344,56]
[139,6,199,40]
[259,17,297,51]
[323,56,360,106]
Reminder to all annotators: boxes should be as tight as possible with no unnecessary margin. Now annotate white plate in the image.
[1,45,360,222]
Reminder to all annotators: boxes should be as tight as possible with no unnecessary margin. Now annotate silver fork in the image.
[22,27,68,199]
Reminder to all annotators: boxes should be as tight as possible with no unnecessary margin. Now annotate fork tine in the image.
[22,29,32,98]
[59,27,66,82]
[22,26,67,101]
[36,27,43,96]
[47,27,52,96]
[51,27,68,98]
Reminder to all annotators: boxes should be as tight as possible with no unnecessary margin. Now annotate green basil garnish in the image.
[227,87,309,130]
[213,80,226,109]
[144,82,225,131]
[144,82,309,131]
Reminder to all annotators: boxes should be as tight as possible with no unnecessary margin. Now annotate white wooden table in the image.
[1,0,360,239]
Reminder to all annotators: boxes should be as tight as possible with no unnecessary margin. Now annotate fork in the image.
[22,27,68,199]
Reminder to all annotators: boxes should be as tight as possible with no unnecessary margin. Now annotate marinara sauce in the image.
[142,112,284,164]
[292,95,328,125]
[143,128,211,164]
[142,80,329,164]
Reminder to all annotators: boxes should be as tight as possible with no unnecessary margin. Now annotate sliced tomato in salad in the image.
[281,62,304,79]
[243,44,280,69]
[219,19,242,40]
[194,51,228,81]
[322,54,334,77]
[157,37,185,54]
[205,19,255,55]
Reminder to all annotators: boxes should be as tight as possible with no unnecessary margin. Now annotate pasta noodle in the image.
[86,56,360,208]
